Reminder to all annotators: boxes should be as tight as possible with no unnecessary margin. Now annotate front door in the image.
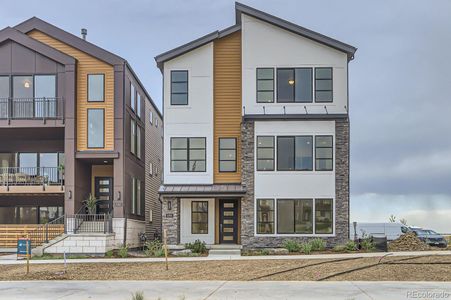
[219,199,238,244]
[94,177,113,214]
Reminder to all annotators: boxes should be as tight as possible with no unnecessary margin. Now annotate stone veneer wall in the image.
[161,197,180,245]
[240,119,350,249]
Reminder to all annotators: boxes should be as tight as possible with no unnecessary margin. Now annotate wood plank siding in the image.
[213,31,242,183]
[27,30,115,151]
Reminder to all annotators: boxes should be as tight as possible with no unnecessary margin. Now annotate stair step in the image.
[208,249,241,256]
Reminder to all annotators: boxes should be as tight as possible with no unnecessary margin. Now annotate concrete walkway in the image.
[0,280,449,299]
[0,250,449,265]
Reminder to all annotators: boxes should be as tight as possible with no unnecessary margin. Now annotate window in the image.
[131,178,142,216]
[277,199,313,234]
[149,111,153,124]
[34,75,57,117]
[39,153,58,183]
[87,74,104,102]
[13,76,33,99]
[171,70,188,105]
[277,136,313,171]
[136,125,141,159]
[191,201,208,234]
[315,136,333,171]
[131,119,136,155]
[315,199,333,234]
[277,68,312,103]
[87,109,104,148]
[130,83,136,111]
[257,199,274,234]
[155,118,158,127]
[315,68,333,102]
[18,153,38,175]
[219,138,236,172]
[137,93,142,119]
[149,162,153,175]
[256,136,274,171]
[256,68,274,103]
[170,137,206,172]
[0,76,9,119]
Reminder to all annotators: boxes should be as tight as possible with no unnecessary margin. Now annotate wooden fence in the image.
[0,224,64,248]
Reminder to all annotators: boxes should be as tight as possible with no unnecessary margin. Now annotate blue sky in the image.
[1,0,450,232]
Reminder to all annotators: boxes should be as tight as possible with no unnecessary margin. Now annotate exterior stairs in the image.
[208,244,242,257]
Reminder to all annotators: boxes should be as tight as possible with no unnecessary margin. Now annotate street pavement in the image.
[0,280,449,300]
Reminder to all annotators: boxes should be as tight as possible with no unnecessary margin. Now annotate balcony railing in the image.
[0,167,64,189]
[0,97,64,120]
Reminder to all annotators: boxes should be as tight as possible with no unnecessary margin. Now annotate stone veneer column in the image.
[161,197,180,245]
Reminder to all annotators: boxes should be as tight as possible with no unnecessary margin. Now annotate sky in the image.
[1,0,450,233]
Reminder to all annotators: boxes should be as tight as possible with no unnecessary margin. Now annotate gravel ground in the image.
[0,255,449,281]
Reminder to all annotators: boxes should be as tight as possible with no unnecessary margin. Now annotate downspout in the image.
[123,61,127,245]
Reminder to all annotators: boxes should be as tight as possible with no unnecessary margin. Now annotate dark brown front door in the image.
[219,199,238,244]
[94,177,113,214]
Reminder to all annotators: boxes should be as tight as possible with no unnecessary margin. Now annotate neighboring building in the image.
[156,2,356,249]
[0,18,162,252]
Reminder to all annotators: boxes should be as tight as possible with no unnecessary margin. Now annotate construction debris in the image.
[388,232,431,251]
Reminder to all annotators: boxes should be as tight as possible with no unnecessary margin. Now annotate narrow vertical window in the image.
[149,111,153,124]
[131,177,136,214]
[192,201,208,234]
[34,75,57,118]
[315,199,333,234]
[87,74,104,102]
[131,119,136,155]
[136,179,142,216]
[219,138,236,172]
[130,83,135,111]
[13,76,33,118]
[0,76,10,119]
[136,125,141,159]
[87,109,104,148]
[315,67,333,102]
[256,136,274,171]
[257,199,274,234]
[137,93,142,119]
[315,136,333,171]
[171,70,188,105]
[256,68,274,103]
[277,136,295,171]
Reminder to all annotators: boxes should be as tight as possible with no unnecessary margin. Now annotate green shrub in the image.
[185,239,207,254]
[118,244,129,258]
[105,250,114,258]
[301,242,313,255]
[360,237,375,251]
[144,240,165,257]
[333,245,347,252]
[261,249,270,255]
[131,291,144,300]
[345,240,358,251]
[283,240,301,252]
[310,238,326,251]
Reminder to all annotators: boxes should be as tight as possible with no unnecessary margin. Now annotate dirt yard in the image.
[0,255,449,281]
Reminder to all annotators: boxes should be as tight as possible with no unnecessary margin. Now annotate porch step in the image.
[208,248,241,257]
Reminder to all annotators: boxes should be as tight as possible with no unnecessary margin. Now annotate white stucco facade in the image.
[180,198,215,244]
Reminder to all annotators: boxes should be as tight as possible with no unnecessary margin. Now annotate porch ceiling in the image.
[159,184,246,197]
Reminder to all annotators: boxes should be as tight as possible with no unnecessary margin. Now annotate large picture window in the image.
[277,199,313,234]
[87,109,104,148]
[315,67,333,102]
[192,201,208,234]
[315,199,333,234]
[219,138,236,172]
[256,68,274,103]
[277,136,313,171]
[256,136,274,171]
[87,74,104,102]
[171,70,188,105]
[315,136,333,171]
[277,68,312,103]
[170,137,206,172]
[257,199,274,234]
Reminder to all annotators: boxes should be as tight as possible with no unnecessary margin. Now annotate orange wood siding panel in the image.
[213,31,242,183]
[28,30,115,151]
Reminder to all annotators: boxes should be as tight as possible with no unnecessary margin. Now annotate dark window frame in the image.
[256,136,275,171]
[219,137,237,173]
[170,70,188,105]
[276,135,313,171]
[315,67,333,103]
[191,201,208,234]
[276,199,314,234]
[314,198,333,234]
[170,137,206,172]
[87,74,105,102]
[87,108,105,149]
[276,67,313,103]
[256,199,275,234]
[130,82,136,112]
[256,68,275,103]
[315,135,333,171]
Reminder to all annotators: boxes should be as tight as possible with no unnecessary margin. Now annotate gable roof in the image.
[155,2,357,70]
[0,27,75,65]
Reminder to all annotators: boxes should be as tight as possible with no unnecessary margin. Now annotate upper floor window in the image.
[315,68,333,102]
[0,76,9,99]
[137,93,142,119]
[219,138,236,172]
[170,137,206,172]
[277,136,313,171]
[130,83,136,111]
[13,76,33,99]
[87,109,104,148]
[277,68,312,103]
[131,177,142,216]
[149,111,153,124]
[87,74,104,102]
[315,136,333,171]
[170,70,188,105]
[256,136,274,171]
[256,68,274,103]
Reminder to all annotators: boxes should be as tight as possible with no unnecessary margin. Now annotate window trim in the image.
[256,199,275,234]
[315,67,333,103]
[191,201,208,234]
[170,137,206,172]
[276,67,313,103]
[276,136,313,171]
[218,137,237,173]
[315,135,334,171]
[256,136,275,171]
[87,74,105,102]
[170,70,188,106]
[276,199,313,234]
[87,108,105,149]
[256,67,275,103]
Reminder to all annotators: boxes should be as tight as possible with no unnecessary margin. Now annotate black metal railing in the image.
[0,167,64,189]
[29,215,65,248]
[0,97,64,120]
[66,213,113,234]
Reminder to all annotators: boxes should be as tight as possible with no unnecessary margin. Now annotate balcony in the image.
[0,167,64,194]
[0,97,64,124]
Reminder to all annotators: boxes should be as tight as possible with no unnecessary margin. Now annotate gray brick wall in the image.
[161,197,179,245]
[240,119,350,249]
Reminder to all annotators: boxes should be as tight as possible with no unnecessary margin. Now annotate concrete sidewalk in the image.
[0,280,449,299]
[0,250,450,265]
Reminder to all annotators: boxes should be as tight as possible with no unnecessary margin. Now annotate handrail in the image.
[28,214,66,248]
[66,213,113,234]
[0,167,63,188]
[0,97,64,120]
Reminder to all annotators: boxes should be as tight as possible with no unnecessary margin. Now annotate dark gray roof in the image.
[155,2,357,69]
[243,113,349,121]
[159,184,247,196]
